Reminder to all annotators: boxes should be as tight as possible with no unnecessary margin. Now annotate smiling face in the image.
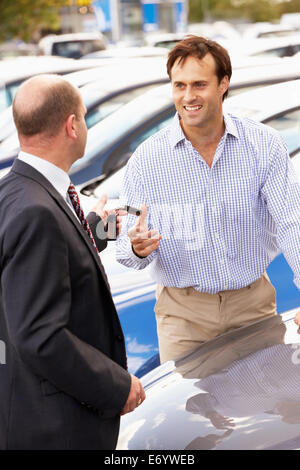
[171,53,229,135]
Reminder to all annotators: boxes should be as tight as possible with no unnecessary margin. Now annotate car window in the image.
[265,108,300,155]
[52,40,105,59]
[7,83,20,103]
[94,166,126,199]
[155,40,180,50]
[254,45,295,58]
[128,115,174,153]
[92,114,174,199]
[258,30,297,38]
[228,83,272,97]
[85,84,159,129]
[0,86,8,113]
[0,82,22,111]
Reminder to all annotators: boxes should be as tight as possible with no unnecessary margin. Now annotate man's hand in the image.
[120,374,146,416]
[91,194,126,237]
[206,411,235,430]
[294,311,300,334]
[128,204,161,258]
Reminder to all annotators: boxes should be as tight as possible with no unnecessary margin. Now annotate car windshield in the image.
[85,84,160,129]
[0,85,7,113]
[0,81,21,112]
[52,39,104,59]
[265,108,300,155]
[71,83,172,170]
[89,114,174,199]
[253,46,295,58]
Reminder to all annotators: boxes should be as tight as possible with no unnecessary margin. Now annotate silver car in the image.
[117,310,300,450]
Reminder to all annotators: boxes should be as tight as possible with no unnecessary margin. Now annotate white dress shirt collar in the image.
[18,151,70,200]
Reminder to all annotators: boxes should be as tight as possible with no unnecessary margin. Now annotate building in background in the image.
[142,0,187,34]
[59,0,187,43]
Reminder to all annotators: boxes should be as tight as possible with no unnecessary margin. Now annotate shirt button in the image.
[215,232,219,239]
[212,207,216,213]
[220,259,225,265]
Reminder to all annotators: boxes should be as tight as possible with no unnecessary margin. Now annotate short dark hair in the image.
[167,35,232,100]
[13,77,82,137]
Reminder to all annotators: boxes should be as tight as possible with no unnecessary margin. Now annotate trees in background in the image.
[0,0,92,42]
[189,0,300,23]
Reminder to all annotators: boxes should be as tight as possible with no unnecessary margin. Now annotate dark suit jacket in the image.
[0,159,131,450]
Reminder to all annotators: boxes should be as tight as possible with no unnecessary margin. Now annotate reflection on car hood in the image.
[118,310,300,450]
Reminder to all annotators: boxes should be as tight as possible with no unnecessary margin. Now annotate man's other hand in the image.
[120,374,146,416]
[294,311,300,334]
[128,204,161,258]
[91,194,127,237]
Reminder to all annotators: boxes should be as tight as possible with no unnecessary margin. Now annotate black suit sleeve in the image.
[87,211,108,253]
[1,205,131,418]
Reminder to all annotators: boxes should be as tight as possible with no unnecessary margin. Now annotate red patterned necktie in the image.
[67,182,110,288]
[68,182,99,253]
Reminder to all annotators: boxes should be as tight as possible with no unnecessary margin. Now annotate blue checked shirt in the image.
[116,113,300,294]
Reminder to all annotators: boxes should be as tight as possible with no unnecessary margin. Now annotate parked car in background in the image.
[234,34,300,59]
[145,32,189,50]
[0,41,38,59]
[187,21,241,42]
[0,55,103,113]
[80,46,169,60]
[280,13,300,30]
[0,57,168,145]
[117,311,300,450]
[243,22,299,39]
[38,32,107,59]
[65,56,166,88]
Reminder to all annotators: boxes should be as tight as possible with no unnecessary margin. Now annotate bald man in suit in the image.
[0,75,145,450]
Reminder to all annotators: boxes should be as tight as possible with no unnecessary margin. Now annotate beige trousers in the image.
[154,272,276,363]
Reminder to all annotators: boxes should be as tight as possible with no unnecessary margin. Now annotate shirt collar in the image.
[18,151,70,200]
[168,113,186,148]
[169,111,239,149]
[223,112,239,140]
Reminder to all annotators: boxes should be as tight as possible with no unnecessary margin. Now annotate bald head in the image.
[13,74,82,138]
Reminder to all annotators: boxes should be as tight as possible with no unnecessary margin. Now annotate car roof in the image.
[243,22,299,39]
[224,78,300,121]
[64,56,167,88]
[230,55,300,89]
[0,56,107,86]
[38,32,105,45]
[81,46,169,60]
[118,310,300,450]
[233,34,300,56]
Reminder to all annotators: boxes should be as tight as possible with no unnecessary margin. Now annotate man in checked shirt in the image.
[116,36,300,363]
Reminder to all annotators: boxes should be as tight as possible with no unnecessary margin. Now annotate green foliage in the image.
[188,0,300,24]
[0,0,91,43]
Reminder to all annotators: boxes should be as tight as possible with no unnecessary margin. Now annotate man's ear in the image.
[219,76,229,97]
[66,114,77,139]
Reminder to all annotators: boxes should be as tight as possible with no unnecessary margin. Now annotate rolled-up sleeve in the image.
[116,151,157,270]
[261,136,300,290]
